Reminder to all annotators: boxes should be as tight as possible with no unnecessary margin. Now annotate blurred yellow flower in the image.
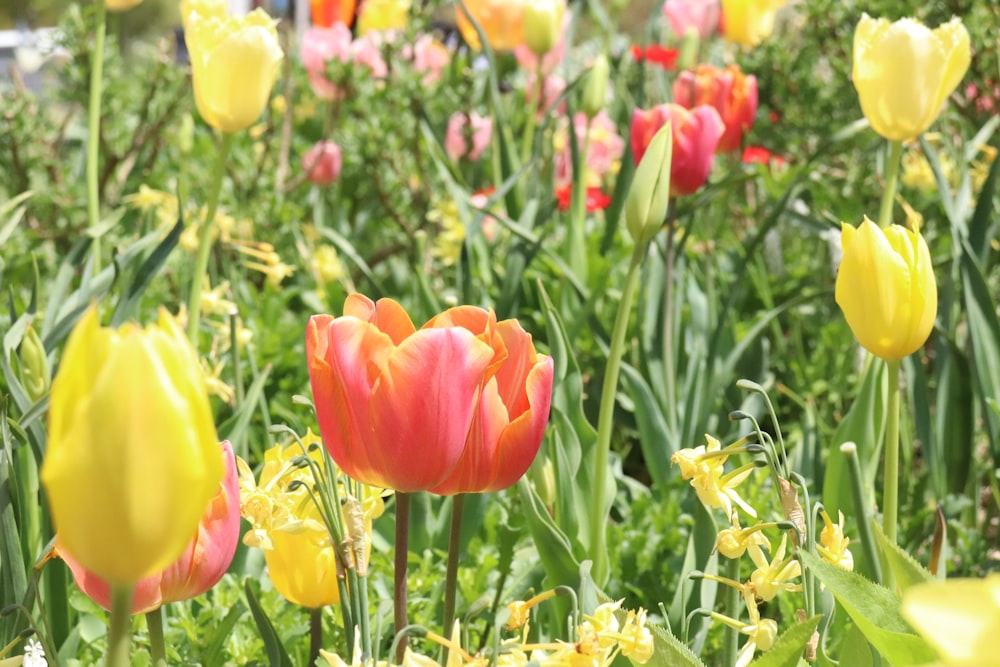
[522,0,564,57]
[356,0,411,34]
[40,307,222,584]
[456,0,526,51]
[720,0,787,48]
[853,14,970,142]
[187,9,284,133]
[310,245,346,284]
[106,0,143,13]
[835,217,937,360]
[902,575,1000,667]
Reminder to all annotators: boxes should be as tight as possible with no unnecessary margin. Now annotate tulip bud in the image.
[523,0,564,57]
[625,122,672,247]
[178,113,195,155]
[107,0,143,12]
[18,323,50,403]
[582,54,610,120]
[40,307,223,585]
[302,140,343,186]
[676,26,701,71]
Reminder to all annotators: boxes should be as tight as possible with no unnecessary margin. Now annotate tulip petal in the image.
[368,328,495,491]
[345,295,417,345]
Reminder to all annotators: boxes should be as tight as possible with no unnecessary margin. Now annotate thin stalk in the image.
[106,585,133,667]
[442,494,466,665]
[146,607,166,667]
[394,492,411,664]
[662,203,677,430]
[721,558,740,667]
[336,574,354,658]
[884,359,901,543]
[357,573,372,660]
[842,441,882,583]
[567,128,593,280]
[186,133,234,346]
[87,0,107,273]
[589,243,648,584]
[309,608,323,667]
[877,140,903,228]
[520,63,543,165]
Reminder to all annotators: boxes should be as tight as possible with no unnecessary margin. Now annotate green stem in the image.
[662,204,677,431]
[394,492,411,664]
[721,557,740,667]
[589,243,648,584]
[309,608,323,667]
[877,140,903,228]
[145,607,166,667]
[106,585,133,667]
[842,441,883,584]
[336,575,354,658]
[884,359,901,543]
[357,573,372,660]
[441,494,466,665]
[567,129,593,280]
[186,133,234,347]
[520,63,543,165]
[87,0,107,273]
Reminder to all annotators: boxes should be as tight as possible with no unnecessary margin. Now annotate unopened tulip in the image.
[107,0,143,11]
[187,9,283,133]
[356,0,410,35]
[582,54,610,120]
[630,104,724,196]
[673,64,757,153]
[853,15,970,142]
[59,441,240,614]
[303,141,344,186]
[40,307,223,585]
[835,217,937,360]
[663,0,720,40]
[456,0,526,52]
[720,0,786,48]
[523,0,565,58]
[626,122,672,246]
[306,295,553,493]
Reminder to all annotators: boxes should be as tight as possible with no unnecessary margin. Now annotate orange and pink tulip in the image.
[630,103,725,196]
[58,441,241,614]
[306,295,553,494]
[673,64,758,153]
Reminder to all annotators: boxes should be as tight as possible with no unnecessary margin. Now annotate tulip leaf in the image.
[968,141,1000,264]
[799,552,936,665]
[110,216,183,326]
[960,240,1000,460]
[871,522,933,592]
[641,611,708,667]
[748,615,821,667]
[244,578,294,667]
[201,600,247,665]
[620,362,673,489]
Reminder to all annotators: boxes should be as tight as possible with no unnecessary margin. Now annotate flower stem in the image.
[442,493,466,665]
[877,140,903,228]
[721,557,741,667]
[589,243,648,584]
[884,359,901,543]
[309,608,323,667]
[106,585,133,667]
[186,132,234,347]
[145,607,166,667]
[394,492,411,664]
[520,63,543,165]
[87,0,107,273]
[662,204,677,432]
[841,441,883,584]
[567,127,593,280]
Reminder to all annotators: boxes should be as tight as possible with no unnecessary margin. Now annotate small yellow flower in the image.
[671,435,758,518]
[619,608,654,664]
[311,245,346,284]
[710,588,777,667]
[747,534,802,602]
[716,514,769,560]
[853,14,970,142]
[270,94,287,115]
[835,217,937,360]
[817,510,854,571]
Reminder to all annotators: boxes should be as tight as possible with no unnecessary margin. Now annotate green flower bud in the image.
[19,323,50,402]
[625,122,672,246]
[582,54,610,119]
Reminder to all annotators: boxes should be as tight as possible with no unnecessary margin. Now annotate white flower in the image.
[24,639,47,667]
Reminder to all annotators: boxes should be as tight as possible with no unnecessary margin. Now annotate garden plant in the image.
[1,0,999,665]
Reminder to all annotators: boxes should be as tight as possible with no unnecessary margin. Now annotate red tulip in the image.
[59,441,241,614]
[302,140,343,186]
[310,0,357,28]
[555,186,612,212]
[630,44,679,71]
[673,64,758,153]
[630,103,725,196]
[306,295,553,494]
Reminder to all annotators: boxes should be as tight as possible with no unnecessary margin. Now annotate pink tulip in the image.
[673,63,758,153]
[306,295,553,493]
[445,111,493,162]
[302,140,344,186]
[630,103,725,196]
[59,441,241,614]
[663,0,721,39]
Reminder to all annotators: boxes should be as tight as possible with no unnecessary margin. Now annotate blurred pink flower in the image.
[302,140,344,185]
[514,12,569,76]
[663,0,720,39]
[553,111,625,189]
[525,73,567,119]
[471,188,498,242]
[301,24,354,100]
[350,31,389,78]
[445,111,493,162]
[410,34,450,84]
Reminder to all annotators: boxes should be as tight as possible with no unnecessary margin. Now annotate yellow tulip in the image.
[186,9,283,134]
[853,14,970,142]
[834,217,937,361]
[720,0,787,48]
[456,0,526,52]
[356,0,411,35]
[902,575,1000,667]
[180,0,228,31]
[522,0,564,57]
[40,307,222,585]
[106,0,142,12]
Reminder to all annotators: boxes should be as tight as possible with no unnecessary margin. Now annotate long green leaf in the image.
[961,240,1000,458]
[244,578,294,667]
[872,522,933,592]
